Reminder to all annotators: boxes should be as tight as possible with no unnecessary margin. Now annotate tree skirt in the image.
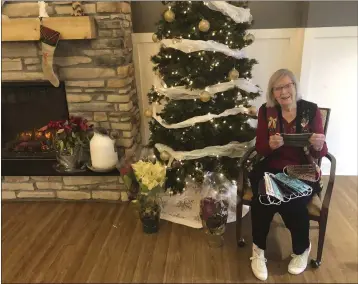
[158,181,250,229]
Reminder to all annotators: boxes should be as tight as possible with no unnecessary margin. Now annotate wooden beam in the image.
[1,18,40,41]
[1,16,97,42]
[42,16,97,40]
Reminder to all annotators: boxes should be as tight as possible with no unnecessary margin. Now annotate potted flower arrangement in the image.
[40,116,92,172]
[120,159,166,234]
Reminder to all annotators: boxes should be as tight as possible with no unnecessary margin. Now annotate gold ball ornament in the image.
[160,151,170,161]
[152,33,159,43]
[164,9,175,23]
[199,91,211,102]
[144,109,153,118]
[244,33,255,42]
[228,68,240,80]
[198,19,210,32]
[248,106,257,115]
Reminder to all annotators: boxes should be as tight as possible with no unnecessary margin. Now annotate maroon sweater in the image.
[255,105,328,170]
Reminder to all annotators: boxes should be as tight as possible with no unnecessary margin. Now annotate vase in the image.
[200,197,229,248]
[55,145,83,172]
[138,195,161,234]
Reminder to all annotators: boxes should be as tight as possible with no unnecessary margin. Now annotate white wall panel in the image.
[300,27,358,175]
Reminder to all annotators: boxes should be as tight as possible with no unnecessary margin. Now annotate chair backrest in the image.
[318,107,331,167]
[319,107,331,136]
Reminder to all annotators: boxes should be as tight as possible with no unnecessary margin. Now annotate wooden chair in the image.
[236,108,336,268]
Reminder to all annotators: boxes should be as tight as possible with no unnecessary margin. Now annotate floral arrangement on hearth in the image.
[39,116,93,171]
[120,157,166,234]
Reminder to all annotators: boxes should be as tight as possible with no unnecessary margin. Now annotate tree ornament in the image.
[144,109,153,118]
[228,68,240,80]
[199,91,211,102]
[248,106,257,115]
[160,151,170,161]
[244,33,255,42]
[152,33,159,42]
[198,19,210,32]
[164,9,175,22]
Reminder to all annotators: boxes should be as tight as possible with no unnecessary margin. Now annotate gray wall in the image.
[131,1,358,33]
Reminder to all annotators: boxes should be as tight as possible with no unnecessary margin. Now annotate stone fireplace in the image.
[1,2,140,202]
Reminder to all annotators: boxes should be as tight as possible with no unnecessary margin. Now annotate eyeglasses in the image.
[272,82,295,93]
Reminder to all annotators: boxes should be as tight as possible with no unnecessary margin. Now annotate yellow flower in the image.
[131,160,166,190]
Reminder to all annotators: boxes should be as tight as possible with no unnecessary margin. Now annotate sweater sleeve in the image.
[255,106,273,157]
[309,108,328,159]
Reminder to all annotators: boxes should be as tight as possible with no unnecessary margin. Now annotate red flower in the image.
[120,164,133,176]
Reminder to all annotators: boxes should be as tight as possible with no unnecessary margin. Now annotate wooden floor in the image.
[2,176,357,283]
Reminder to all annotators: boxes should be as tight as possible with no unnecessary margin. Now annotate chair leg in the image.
[236,201,246,247]
[311,215,328,268]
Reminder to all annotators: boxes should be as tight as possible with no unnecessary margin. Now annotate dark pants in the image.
[249,166,316,255]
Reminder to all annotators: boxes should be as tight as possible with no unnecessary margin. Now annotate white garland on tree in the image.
[204,1,252,24]
[152,105,249,129]
[155,78,261,101]
[155,139,255,164]
[161,39,247,59]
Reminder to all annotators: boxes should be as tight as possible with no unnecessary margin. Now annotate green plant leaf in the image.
[59,140,64,152]
[123,175,132,190]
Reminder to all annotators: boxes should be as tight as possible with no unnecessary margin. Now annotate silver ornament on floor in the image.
[164,9,175,22]
[198,19,210,32]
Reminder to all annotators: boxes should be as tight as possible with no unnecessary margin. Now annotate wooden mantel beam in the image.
[2,16,97,42]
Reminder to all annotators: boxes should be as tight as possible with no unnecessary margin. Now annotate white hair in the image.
[266,69,302,108]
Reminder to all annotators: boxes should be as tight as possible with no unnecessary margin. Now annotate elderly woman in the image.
[248,69,327,281]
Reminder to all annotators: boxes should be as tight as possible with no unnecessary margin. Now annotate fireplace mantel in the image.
[2,16,97,42]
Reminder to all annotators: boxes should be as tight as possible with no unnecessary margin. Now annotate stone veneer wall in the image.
[1,2,140,201]
[2,176,128,201]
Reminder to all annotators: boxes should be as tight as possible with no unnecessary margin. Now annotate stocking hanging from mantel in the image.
[40,24,60,87]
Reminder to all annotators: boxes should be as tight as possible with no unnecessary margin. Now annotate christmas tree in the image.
[146,1,261,193]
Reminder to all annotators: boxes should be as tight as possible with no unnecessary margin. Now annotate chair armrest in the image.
[322,152,336,211]
[237,146,257,200]
[239,146,257,167]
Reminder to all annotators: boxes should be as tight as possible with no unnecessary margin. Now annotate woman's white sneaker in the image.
[288,243,311,275]
[250,244,268,281]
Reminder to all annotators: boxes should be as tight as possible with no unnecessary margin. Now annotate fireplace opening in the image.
[1,81,69,160]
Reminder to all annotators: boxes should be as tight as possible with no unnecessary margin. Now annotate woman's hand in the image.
[269,134,284,150]
[309,133,326,151]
